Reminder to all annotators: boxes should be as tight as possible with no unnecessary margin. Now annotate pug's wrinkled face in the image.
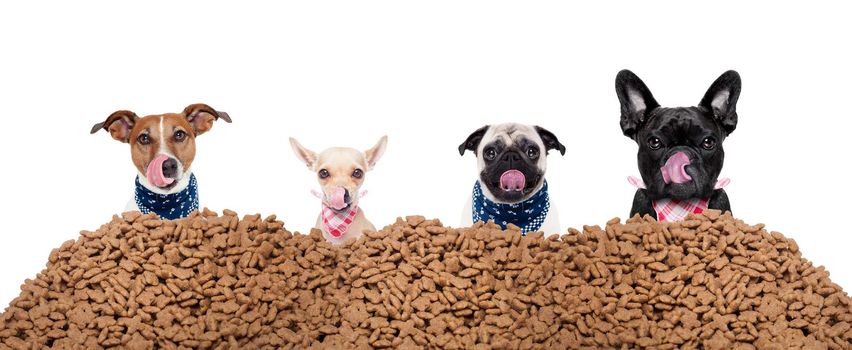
[459,123,565,203]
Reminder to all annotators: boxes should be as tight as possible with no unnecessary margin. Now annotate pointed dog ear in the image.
[700,70,741,135]
[458,125,489,156]
[90,110,139,143]
[183,103,232,136]
[289,137,318,169]
[534,126,566,155]
[615,70,660,140]
[364,135,388,170]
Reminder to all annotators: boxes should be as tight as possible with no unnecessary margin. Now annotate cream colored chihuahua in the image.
[290,136,387,244]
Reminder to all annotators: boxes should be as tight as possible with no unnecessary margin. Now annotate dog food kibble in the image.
[1,209,850,349]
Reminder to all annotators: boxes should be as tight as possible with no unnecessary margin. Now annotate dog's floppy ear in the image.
[458,125,489,156]
[700,70,741,135]
[533,126,566,156]
[183,103,232,136]
[364,135,388,170]
[90,110,139,143]
[289,138,318,169]
[616,70,660,140]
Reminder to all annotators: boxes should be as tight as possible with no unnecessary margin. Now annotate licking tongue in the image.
[146,154,175,188]
[500,169,526,191]
[329,187,347,210]
[660,151,692,184]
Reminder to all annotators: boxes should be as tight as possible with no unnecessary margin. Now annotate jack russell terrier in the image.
[289,136,387,244]
[90,103,231,219]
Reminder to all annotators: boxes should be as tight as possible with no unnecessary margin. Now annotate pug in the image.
[458,123,565,234]
[616,69,741,222]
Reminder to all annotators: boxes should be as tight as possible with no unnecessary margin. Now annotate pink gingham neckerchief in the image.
[311,189,367,238]
[627,176,730,223]
[321,204,358,238]
[651,198,708,222]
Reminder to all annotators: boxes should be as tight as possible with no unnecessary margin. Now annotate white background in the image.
[0,1,850,306]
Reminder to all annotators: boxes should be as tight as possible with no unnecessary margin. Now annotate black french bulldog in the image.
[615,70,741,220]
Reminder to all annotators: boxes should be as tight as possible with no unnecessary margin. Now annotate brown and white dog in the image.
[90,103,231,219]
[290,136,387,244]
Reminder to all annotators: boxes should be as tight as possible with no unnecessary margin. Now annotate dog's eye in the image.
[318,169,330,179]
[702,137,716,150]
[484,148,497,161]
[526,147,539,159]
[174,130,186,142]
[352,169,363,179]
[647,137,662,150]
[137,134,151,145]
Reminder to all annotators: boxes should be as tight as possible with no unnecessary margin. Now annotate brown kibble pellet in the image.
[1,209,850,349]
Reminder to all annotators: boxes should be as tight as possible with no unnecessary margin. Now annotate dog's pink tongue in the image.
[500,169,525,191]
[661,151,692,184]
[146,154,175,187]
[329,187,346,210]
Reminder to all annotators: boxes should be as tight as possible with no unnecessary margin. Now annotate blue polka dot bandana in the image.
[134,174,198,220]
[472,180,550,234]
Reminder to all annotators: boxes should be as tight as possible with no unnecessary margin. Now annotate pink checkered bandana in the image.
[321,204,358,238]
[651,198,708,222]
[311,189,368,238]
[628,176,729,223]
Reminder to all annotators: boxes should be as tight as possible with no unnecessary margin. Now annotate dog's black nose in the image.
[502,151,521,164]
[343,189,351,204]
[162,158,178,178]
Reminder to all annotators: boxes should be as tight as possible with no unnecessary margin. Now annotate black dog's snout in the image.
[343,189,351,204]
[501,152,521,162]
[162,158,178,178]
[501,151,522,166]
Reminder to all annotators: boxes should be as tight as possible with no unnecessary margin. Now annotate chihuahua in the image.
[289,136,387,244]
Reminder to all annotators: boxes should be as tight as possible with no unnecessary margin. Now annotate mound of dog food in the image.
[0,209,850,349]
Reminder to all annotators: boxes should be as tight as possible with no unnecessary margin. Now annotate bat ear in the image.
[534,126,565,155]
[289,137,318,169]
[91,110,139,143]
[183,103,232,136]
[458,125,489,156]
[364,136,388,170]
[615,69,659,139]
[699,70,741,135]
